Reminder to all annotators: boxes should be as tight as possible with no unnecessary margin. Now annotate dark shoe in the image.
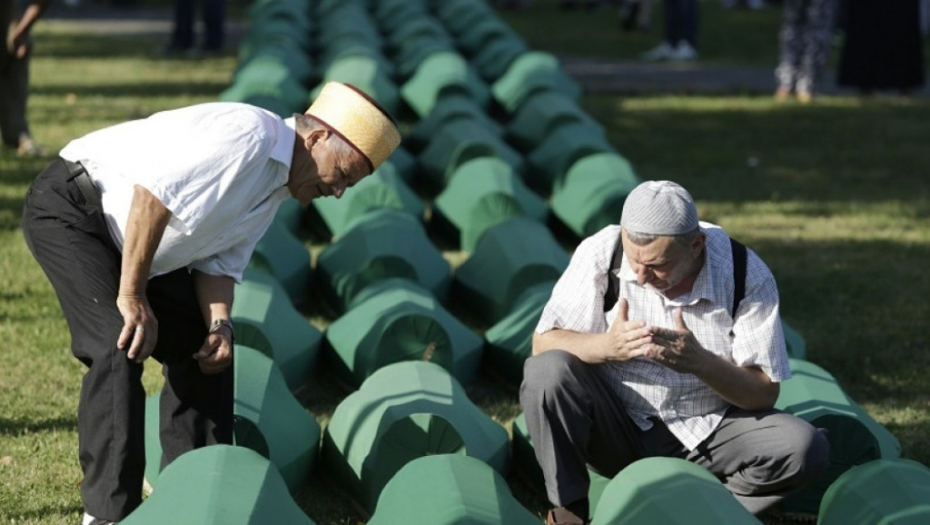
[546,507,587,525]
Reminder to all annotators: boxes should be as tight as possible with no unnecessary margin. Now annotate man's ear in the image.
[691,232,706,257]
[304,128,330,149]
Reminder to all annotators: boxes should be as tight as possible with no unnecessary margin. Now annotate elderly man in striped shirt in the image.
[521,180,829,525]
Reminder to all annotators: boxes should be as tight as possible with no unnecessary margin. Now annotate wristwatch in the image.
[209,318,235,343]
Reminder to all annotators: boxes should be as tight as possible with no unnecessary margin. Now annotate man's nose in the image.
[331,181,347,199]
[636,266,651,285]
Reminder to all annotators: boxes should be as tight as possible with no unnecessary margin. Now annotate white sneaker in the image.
[641,42,674,62]
[669,41,698,61]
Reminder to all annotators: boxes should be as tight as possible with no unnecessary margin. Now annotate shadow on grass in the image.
[32,80,232,100]
[0,415,77,436]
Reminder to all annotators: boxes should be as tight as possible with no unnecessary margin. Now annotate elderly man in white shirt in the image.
[22,82,400,525]
[521,181,829,525]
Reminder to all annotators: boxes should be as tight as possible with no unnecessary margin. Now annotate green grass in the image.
[2,4,929,525]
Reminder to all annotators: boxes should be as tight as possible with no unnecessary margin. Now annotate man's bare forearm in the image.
[532,329,609,362]
[192,271,234,329]
[119,185,171,297]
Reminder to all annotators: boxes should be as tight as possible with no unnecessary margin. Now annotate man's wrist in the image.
[209,318,235,342]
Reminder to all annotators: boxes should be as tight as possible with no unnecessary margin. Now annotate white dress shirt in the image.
[535,222,791,450]
[60,102,295,282]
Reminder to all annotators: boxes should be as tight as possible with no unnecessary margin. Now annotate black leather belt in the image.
[64,159,102,210]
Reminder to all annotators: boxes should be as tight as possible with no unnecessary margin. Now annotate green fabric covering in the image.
[317,5,382,49]
[527,122,616,196]
[368,455,540,525]
[314,55,399,115]
[491,51,582,114]
[246,0,313,53]
[272,198,302,235]
[400,51,490,118]
[321,361,510,513]
[324,278,481,388]
[507,90,603,152]
[143,393,162,489]
[418,118,524,188]
[407,93,503,153]
[781,320,807,360]
[310,168,424,239]
[233,345,321,494]
[511,413,610,511]
[484,282,553,385]
[551,155,640,238]
[315,209,451,314]
[434,157,548,251]
[555,151,638,195]
[590,457,763,525]
[472,36,530,82]
[219,67,309,118]
[383,145,417,185]
[231,269,322,390]
[385,16,452,54]
[818,459,930,525]
[235,38,314,86]
[317,36,393,78]
[393,39,457,83]
[124,446,316,525]
[440,2,491,39]
[372,0,429,34]
[246,219,312,305]
[453,218,569,324]
[775,358,890,514]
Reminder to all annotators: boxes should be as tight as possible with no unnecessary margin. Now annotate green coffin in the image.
[456,17,515,57]
[511,413,611,512]
[434,156,548,251]
[246,219,312,305]
[231,269,322,390]
[418,118,524,188]
[233,345,321,494]
[235,38,314,86]
[406,93,503,154]
[320,361,510,513]
[220,60,309,117]
[472,36,530,83]
[818,459,930,525]
[313,55,399,115]
[124,446,316,525]
[507,90,604,152]
[527,122,616,196]
[781,319,807,360]
[368,455,541,525]
[310,167,424,239]
[774,358,897,514]
[590,457,763,525]
[324,278,481,388]
[551,155,640,238]
[491,51,582,114]
[484,282,553,386]
[372,0,428,34]
[453,218,569,324]
[400,51,490,118]
[315,208,451,314]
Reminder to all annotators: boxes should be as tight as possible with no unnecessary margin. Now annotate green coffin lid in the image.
[311,167,424,239]
[233,345,321,494]
[124,445,316,525]
[457,17,515,57]
[368,455,540,525]
[506,90,604,152]
[818,458,930,525]
[235,38,314,86]
[775,358,895,514]
[142,345,321,494]
[491,51,582,114]
[221,60,310,117]
[526,122,616,196]
[781,319,807,360]
[418,118,524,188]
[324,278,481,388]
[590,457,763,525]
[232,269,322,391]
[406,93,503,154]
[550,155,640,238]
[434,156,548,251]
[273,198,303,235]
[372,0,428,34]
[471,35,530,83]
[484,282,554,386]
[315,208,451,314]
[511,413,611,512]
[453,218,569,324]
[245,219,312,305]
[400,51,490,118]
[321,361,510,513]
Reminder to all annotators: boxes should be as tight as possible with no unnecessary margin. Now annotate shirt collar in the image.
[271,116,297,167]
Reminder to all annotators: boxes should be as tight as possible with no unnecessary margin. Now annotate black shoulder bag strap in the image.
[603,234,749,319]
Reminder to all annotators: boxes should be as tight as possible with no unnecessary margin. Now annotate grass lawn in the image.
[2,2,929,524]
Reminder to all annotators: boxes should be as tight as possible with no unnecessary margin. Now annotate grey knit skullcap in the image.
[621,180,699,235]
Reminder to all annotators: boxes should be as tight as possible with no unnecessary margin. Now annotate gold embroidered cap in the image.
[305,82,401,172]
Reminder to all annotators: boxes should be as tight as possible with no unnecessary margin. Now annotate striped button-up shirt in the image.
[535,222,790,450]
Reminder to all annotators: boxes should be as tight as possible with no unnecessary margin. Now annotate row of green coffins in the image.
[136,358,925,523]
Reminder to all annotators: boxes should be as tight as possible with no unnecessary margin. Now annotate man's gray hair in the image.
[624,227,701,247]
[294,113,356,159]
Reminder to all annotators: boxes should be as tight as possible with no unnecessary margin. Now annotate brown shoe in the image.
[546,507,587,525]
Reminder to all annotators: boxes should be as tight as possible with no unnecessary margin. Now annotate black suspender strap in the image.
[603,234,624,312]
[730,237,747,319]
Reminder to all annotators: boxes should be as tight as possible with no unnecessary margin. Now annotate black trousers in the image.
[22,159,233,521]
